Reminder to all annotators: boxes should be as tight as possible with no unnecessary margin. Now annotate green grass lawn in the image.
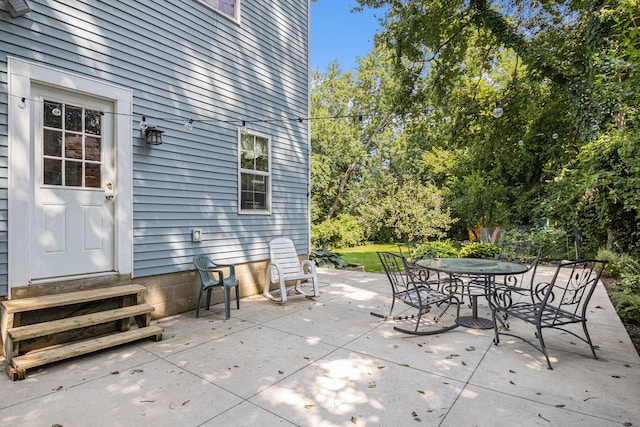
[334,243,400,273]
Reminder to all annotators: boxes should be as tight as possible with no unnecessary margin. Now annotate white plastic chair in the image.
[263,238,319,302]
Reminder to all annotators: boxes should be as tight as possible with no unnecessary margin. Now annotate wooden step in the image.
[1,284,146,314]
[8,304,154,342]
[8,325,164,381]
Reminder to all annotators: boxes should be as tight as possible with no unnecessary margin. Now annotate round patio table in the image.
[416,257,528,329]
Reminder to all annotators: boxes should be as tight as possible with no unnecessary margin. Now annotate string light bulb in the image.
[552,132,558,140]
[51,105,62,117]
[492,101,503,118]
[184,119,193,132]
[18,97,26,109]
[140,116,149,131]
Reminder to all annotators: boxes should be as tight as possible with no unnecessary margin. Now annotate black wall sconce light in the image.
[140,116,164,145]
[145,127,164,145]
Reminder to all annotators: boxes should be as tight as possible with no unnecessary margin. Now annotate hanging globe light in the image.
[492,101,503,118]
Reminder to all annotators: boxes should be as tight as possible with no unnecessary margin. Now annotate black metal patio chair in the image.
[489,242,544,310]
[491,259,607,369]
[374,251,461,335]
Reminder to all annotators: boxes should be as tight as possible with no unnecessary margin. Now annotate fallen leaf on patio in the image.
[351,416,358,424]
[445,354,459,359]
[538,413,550,422]
[417,343,423,347]
[278,370,284,374]
[110,371,120,375]
[417,390,425,394]
[612,375,621,378]
[555,404,565,408]
[368,382,376,389]
[624,363,631,367]
[570,341,576,345]
[536,392,542,395]
[393,345,399,349]
[427,409,434,413]
[378,365,386,369]
[412,411,418,417]
[509,369,516,374]
[425,350,433,353]
[623,422,632,426]
[304,356,310,360]
[140,400,155,403]
[465,346,476,351]
[182,400,190,406]
[305,404,315,409]
[54,386,63,391]
[509,380,515,385]
[130,369,144,375]
[461,361,467,366]
[399,363,410,367]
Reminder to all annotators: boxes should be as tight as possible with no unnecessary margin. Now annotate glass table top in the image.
[415,257,528,275]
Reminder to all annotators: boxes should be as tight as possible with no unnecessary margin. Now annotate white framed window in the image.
[238,129,271,214]
[196,0,240,21]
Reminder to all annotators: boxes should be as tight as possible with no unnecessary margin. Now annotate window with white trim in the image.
[238,131,271,213]
[197,0,240,21]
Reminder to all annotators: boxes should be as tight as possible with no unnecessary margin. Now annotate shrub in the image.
[309,248,349,269]
[459,242,499,259]
[311,214,364,249]
[612,274,640,325]
[596,249,640,279]
[429,240,460,257]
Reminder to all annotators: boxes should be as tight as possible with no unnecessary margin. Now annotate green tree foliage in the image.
[542,129,640,254]
[346,0,640,256]
[356,173,456,242]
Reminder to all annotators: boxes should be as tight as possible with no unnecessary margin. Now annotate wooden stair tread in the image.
[8,304,155,341]
[11,326,164,372]
[1,284,146,313]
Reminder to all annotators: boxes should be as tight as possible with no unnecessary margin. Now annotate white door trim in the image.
[7,57,133,290]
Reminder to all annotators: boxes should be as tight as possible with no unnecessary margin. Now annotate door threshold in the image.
[30,272,118,285]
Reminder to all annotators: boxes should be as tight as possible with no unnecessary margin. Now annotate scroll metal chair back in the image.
[492,242,544,308]
[398,242,435,264]
[491,259,607,369]
[193,255,240,319]
[398,242,452,293]
[375,251,460,335]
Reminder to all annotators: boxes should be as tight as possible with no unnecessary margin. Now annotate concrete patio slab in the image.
[0,266,638,426]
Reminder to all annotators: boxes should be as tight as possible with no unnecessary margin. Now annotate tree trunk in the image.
[326,113,394,221]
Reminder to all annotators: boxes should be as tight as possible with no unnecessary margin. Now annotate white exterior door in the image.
[8,57,133,290]
[31,85,115,279]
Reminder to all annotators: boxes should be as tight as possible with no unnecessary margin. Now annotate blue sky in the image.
[310,1,384,72]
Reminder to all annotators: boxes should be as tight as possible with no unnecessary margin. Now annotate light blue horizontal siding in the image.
[0,0,310,288]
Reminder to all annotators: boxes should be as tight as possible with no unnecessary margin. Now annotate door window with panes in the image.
[43,101,103,188]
